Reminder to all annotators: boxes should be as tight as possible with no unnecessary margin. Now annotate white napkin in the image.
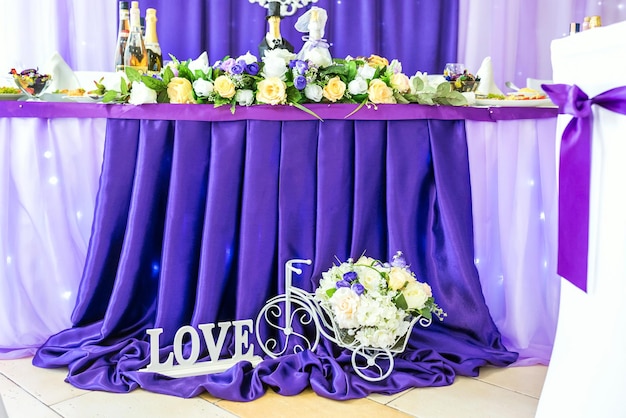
[41,52,81,92]
[475,56,503,96]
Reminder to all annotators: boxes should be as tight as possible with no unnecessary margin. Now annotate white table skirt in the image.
[0,116,559,365]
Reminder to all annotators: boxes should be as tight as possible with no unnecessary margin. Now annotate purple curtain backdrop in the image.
[33,116,516,400]
[133,0,458,75]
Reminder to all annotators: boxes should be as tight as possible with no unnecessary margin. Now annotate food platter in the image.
[474,98,555,107]
[0,93,25,101]
[62,94,104,103]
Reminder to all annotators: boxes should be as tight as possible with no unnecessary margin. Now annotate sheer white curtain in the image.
[0,118,105,357]
[0,0,115,73]
[459,0,626,89]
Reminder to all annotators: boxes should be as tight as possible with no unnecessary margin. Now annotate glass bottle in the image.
[123,1,148,74]
[114,1,130,72]
[144,8,163,74]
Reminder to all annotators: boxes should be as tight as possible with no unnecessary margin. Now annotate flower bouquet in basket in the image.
[314,252,446,352]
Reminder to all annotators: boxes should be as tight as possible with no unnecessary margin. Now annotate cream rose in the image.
[167,77,195,104]
[213,75,236,99]
[403,281,430,311]
[367,54,389,69]
[388,267,415,291]
[356,266,383,294]
[368,79,396,104]
[390,72,411,93]
[329,287,361,329]
[256,77,287,105]
[322,76,346,102]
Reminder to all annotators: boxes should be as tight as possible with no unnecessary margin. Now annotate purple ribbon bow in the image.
[543,83,626,292]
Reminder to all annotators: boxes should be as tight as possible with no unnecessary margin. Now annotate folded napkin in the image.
[475,56,503,96]
[41,52,81,92]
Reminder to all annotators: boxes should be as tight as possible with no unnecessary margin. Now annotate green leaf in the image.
[393,91,410,104]
[101,90,120,103]
[346,60,358,81]
[291,102,324,121]
[394,293,408,310]
[411,76,424,92]
[286,86,302,104]
[141,76,166,91]
[156,89,169,104]
[178,65,195,82]
[415,93,434,105]
[436,81,453,95]
[443,91,468,106]
[230,101,236,115]
[120,77,128,95]
[326,288,337,298]
[162,66,174,85]
[167,53,180,64]
[125,67,142,83]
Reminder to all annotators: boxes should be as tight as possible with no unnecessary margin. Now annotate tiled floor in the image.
[0,356,546,418]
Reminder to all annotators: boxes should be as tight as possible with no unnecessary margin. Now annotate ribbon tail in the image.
[557,116,591,292]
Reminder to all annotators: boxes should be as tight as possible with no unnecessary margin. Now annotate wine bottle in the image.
[144,8,163,74]
[123,1,148,74]
[114,1,130,72]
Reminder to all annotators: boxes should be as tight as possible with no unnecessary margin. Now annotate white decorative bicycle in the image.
[255,259,433,381]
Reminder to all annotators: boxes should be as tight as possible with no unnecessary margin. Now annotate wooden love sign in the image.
[139,319,263,378]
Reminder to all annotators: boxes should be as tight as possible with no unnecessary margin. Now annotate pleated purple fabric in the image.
[33,117,517,400]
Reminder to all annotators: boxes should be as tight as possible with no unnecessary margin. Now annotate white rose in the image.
[329,287,361,329]
[304,84,323,102]
[348,77,368,95]
[188,51,211,74]
[235,89,254,106]
[261,56,289,79]
[305,48,333,68]
[236,51,259,65]
[192,79,214,98]
[388,59,403,74]
[263,48,296,64]
[355,266,383,294]
[403,281,430,311]
[128,81,157,105]
[357,63,376,80]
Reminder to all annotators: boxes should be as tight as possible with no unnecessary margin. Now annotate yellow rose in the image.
[390,73,411,94]
[368,79,396,104]
[367,54,389,69]
[256,77,287,105]
[167,77,195,104]
[322,76,346,102]
[213,75,236,99]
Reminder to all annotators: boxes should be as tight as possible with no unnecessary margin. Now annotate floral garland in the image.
[314,252,446,350]
[97,50,468,118]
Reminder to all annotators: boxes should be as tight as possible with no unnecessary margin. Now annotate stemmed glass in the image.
[11,69,52,101]
[444,63,465,80]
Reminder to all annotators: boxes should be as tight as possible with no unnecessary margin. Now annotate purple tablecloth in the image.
[26,103,556,401]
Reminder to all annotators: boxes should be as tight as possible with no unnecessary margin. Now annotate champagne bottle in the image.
[144,8,163,74]
[114,1,130,72]
[123,1,148,74]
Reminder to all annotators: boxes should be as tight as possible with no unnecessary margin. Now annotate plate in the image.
[0,93,25,101]
[474,98,556,107]
[62,95,104,103]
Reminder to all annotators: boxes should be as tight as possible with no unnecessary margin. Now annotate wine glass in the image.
[444,63,465,80]
[12,69,52,100]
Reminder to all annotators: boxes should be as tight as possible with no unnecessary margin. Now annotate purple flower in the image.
[343,271,358,283]
[351,282,365,296]
[288,60,297,69]
[294,60,308,75]
[246,62,260,76]
[391,251,407,268]
[231,62,245,75]
[336,279,351,289]
[294,75,307,90]
[221,58,236,72]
